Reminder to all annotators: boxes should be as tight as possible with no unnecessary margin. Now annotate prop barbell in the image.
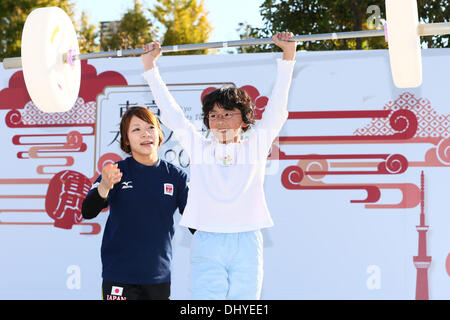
[1,0,450,113]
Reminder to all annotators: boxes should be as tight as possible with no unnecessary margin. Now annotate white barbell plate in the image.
[386,0,422,88]
[21,7,81,113]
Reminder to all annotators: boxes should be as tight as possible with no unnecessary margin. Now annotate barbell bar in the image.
[3,29,389,70]
[1,0,450,113]
[3,22,449,70]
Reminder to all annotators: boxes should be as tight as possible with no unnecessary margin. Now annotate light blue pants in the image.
[189,230,263,300]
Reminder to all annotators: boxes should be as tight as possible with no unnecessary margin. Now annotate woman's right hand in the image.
[98,163,122,198]
[142,42,162,71]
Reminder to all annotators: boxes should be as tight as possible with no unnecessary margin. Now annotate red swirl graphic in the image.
[5,109,23,127]
[281,165,381,203]
[97,153,123,174]
[282,165,305,186]
[437,137,450,164]
[389,109,418,139]
[299,158,328,181]
[378,154,408,174]
[66,131,84,149]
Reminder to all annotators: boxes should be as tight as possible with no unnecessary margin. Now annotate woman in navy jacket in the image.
[82,106,189,300]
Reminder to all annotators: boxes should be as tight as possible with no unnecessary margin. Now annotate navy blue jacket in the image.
[82,157,188,285]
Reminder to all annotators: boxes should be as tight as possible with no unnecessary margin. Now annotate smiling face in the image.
[202,86,255,144]
[208,104,249,144]
[127,115,160,159]
[120,107,164,165]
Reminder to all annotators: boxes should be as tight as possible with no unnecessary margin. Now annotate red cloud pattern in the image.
[0,60,127,110]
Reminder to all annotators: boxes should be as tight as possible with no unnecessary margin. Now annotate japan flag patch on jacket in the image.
[164,183,174,196]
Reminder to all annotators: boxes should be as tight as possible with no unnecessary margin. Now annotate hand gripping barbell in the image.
[2,0,450,113]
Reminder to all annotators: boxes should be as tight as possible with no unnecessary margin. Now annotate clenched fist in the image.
[98,163,122,199]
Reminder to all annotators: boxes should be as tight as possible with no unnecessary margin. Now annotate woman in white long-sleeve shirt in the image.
[141,32,297,300]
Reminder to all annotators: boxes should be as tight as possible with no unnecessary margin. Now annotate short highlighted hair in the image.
[120,106,164,154]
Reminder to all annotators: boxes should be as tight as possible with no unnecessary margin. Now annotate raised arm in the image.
[273,32,297,61]
[253,32,297,153]
[141,42,204,156]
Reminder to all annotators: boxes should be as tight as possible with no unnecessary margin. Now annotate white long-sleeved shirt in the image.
[143,58,295,233]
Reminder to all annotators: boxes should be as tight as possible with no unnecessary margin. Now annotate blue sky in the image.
[72,0,265,43]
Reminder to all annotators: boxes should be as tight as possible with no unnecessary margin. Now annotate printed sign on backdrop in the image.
[0,50,449,299]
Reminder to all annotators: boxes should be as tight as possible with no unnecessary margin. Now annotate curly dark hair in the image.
[202,86,255,132]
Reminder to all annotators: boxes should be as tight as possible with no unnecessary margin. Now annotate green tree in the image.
[100,0,157,51]
[77,10,99,53]
[150,0,213,55]
[100,21,122,51]
[236,22,267,54]
[239,0,449,53]
[0,0,75,60]
[417,0,450,48]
